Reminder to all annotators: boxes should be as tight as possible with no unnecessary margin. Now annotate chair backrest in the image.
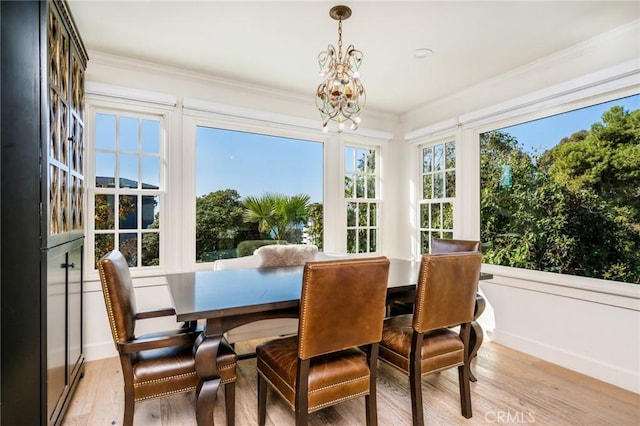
[97,250,137,345]
[297,256,390,360]
[413,253,483,333]
[431,238,481,254]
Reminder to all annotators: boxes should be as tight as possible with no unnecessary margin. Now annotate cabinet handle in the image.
[60,263,76,269]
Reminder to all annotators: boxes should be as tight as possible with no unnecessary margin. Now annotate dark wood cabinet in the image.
[1,1,88,424]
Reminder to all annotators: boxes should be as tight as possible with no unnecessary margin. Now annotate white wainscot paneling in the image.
[479,268,640,394]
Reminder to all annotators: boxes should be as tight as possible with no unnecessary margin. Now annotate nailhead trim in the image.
[98,261,121,343]
[135,372,196,387]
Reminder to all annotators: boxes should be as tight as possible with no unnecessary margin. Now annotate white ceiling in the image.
[68,1,639,116]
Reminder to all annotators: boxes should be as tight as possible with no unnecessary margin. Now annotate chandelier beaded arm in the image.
[316,5,365,133]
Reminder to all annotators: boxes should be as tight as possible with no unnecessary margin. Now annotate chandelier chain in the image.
[337,18,343,63]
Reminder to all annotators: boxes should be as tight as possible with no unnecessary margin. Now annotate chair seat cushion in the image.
[380,314,464,374]
[256,336,371,412]
[133,338,237,401]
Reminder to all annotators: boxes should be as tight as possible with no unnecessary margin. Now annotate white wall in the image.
[399,20,640,393]
[83,21,640,395]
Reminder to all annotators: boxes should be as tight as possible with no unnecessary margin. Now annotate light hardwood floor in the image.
[62,341,639,426]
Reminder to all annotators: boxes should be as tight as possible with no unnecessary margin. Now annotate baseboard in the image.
[490,329,639,394]
[84,340,118,362]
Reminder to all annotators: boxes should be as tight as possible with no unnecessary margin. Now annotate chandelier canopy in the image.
[316,5,365,132]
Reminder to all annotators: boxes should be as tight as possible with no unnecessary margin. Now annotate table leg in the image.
[194,324,223,425]
[468,294,486,382]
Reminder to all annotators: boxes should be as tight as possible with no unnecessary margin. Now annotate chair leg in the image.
[458,365,473,418]
[294,359,310,426]
[408,333,425,426]
[365,343,379,426]
[123,392,134,426]
[257,374,267,426]
[224,381,236,426]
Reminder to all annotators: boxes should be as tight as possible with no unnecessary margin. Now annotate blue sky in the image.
[194,94,638,202]
[500,94,639,155]
[196,127,324,202]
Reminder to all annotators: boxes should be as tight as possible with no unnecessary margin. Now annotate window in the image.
[480,94,639,284]
[344,145,379,253]
[195,126,323,262]
[91,111,163,268]
[419,140,455,253]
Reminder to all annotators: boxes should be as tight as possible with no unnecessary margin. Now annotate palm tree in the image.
[243,193,311,242]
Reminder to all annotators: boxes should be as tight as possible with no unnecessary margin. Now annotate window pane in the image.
[141,232,159,266]
[366,149,376,173]
[195,127,323,262]
[420,204,429,228]
[443,202,453,229]
[119,195,137,229]
[358,203,368,226]
[433,172,444,198]
[119,233,138,267]
[344,174,354,198]
[95,153,115,187]
[369,203,377,226]
[344,147,355,172]
[119,154,138,188]
[480,94,639,283]
[446,170,456,197]
[421,231,429,254]
[141,156,159,189]
[445,141,455,169]
[431,203,441,228]
[94,233,114,268]
[141,119,160,153]
[142,195,159,229]
[355,175,365,198]
[347,202,356,226]
[423,174,432,199]
[358,229,367,253]
[369,229,377,252]
[434,144,444,171]
[119,116,138,152]
[95,194,114,230]
[95,113,115,150]
[347,229,356,253]
[366,176,376,198]
[356,148,367,172]
[423,147,432,173]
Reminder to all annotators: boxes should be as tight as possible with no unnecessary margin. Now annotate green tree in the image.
[306,202,324,250]
[196,189,249,262]
[481,105,640,284]
[243,193,311,242]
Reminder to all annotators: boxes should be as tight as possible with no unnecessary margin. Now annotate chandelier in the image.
[316,5,365,132]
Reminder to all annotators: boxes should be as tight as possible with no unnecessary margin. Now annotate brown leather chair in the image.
[98,250,238,426]
[256,257,390,426]
[389,238,481,316]
[431,237,481,254]
[379,252,483,426]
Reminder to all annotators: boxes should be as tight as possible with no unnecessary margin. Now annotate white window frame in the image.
[343,140,382,254]
[417,137,457,254]
[85,90,175,280]
[181,105,331,271]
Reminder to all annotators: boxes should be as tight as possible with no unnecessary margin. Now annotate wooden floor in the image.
[62,340,639,426]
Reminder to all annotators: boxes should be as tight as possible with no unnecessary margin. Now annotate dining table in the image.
[166,257,492,425]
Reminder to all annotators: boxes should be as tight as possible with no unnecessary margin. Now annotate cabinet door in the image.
[47,247,67,421]
[68,241,83,376]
